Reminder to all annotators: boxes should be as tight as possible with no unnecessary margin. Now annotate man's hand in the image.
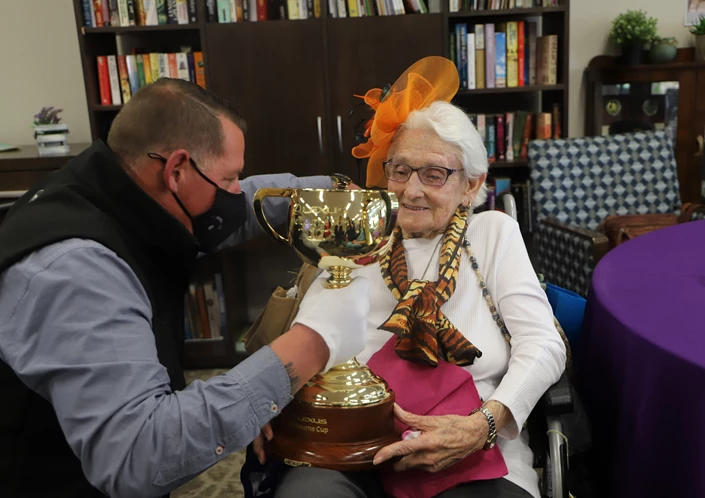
[372,404,489,473]
[346,182,362,190]
[253,423,273,465]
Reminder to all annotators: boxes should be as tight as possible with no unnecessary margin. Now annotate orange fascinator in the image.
[352,56,460,188]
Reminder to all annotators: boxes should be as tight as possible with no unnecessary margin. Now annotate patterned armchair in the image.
[528,130,702,297]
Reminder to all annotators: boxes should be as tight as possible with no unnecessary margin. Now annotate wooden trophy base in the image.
[267,360,399,471]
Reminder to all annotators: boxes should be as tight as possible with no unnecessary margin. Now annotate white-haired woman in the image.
[273,100,566,498]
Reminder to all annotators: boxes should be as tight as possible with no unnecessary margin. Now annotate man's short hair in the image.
[107,78,246,168]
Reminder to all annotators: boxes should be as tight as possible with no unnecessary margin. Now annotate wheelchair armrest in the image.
[541,217,610,265]
[541,371,573,416]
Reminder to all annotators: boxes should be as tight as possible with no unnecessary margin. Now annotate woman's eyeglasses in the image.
[382,161,462,187]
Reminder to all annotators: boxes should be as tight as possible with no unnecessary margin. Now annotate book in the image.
[107,55,122,105]
[466,33,476,90]
[136,54,146,88]
[536,112,551,139]
[149,53,161,81]
[495,30,506,88]
[517,21,525,86]
[125,55,140,96]
[156,0,168,23]
[117,0,130,25]
[475,24,485,89]
[217,0,231,21]
[0,144,19,152]
[527,21,537,85]
[176,0,189,23]
[536,35,558,85]
[194,51,206,88]
[142,53,153,84]
[506,22,518,88]
[96,56,112,105]
[176,53,190,81]
[117,55,132,103]
[484,23,495,89]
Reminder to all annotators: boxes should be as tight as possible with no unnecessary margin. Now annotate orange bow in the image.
[351,57,460,188]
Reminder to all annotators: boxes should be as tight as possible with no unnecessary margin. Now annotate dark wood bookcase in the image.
[71,0,570,367]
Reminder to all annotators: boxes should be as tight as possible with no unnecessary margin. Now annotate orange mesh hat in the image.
[352,56,459,188]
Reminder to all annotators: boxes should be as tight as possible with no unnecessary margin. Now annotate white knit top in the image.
[308,211,567,497]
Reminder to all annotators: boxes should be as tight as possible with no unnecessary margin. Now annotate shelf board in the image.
[90,105,122,112]
[83,24,201,34]
[456,83,564,95]
[490,159,528,168]
[448,6,566,17]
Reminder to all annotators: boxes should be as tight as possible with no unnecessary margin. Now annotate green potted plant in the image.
[649,37,678,64]
[690,15,705,62]
[609,9,658,65]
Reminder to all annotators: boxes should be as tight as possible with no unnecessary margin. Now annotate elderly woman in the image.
[270,59,566,498]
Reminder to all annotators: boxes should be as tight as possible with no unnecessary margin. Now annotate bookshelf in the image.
[71,0,571,366]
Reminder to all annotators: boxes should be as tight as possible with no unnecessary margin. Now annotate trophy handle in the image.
[253,188,293,246]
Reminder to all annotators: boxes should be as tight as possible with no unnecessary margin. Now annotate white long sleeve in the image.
[299,211,566,498]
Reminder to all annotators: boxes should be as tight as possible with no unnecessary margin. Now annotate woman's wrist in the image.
[483,400,511,434]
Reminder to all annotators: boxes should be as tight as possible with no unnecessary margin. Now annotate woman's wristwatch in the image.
[470,406,498,450]
[330,173,353,190]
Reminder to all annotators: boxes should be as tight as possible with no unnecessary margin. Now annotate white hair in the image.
[397,101,489,207]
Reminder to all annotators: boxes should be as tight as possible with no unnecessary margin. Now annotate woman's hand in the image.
[373,404,490,473]
[253,423,273,465]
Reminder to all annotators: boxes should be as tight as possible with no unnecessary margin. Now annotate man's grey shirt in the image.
[0,173,332,498]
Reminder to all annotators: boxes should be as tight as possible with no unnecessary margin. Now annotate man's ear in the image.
[162,149,191,194]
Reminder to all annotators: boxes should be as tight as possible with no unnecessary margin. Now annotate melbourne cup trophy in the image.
[253,180,399,471]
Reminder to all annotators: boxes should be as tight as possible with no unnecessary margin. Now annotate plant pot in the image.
[649,40,678,64]
[34,124,70,156]
[696,35,705,62]
[620,41,645,65]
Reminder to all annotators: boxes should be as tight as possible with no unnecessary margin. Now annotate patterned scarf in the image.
[378,206,482,367]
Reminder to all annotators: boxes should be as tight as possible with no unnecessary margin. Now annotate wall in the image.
[0,0,90,146]
[0,0,697,146]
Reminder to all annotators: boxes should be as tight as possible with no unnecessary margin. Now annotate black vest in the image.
[0,141,200,497]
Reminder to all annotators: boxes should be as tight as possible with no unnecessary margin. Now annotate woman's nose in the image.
[403,171,424,198]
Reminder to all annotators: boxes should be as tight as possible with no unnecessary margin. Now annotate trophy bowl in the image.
[253,186,400,471]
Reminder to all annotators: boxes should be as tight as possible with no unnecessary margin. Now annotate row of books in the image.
[82,0,196,27]
[205,0,429,21]
[469,106,560,163]
[185,275,229,341]
[96,51,206,106]
[476,177,534,234]
[449,0,559,11]
[451,22,558,90]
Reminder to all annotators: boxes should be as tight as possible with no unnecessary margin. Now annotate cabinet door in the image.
[326,15,445,185]
[695,69,705,202]
[206,22,329,178]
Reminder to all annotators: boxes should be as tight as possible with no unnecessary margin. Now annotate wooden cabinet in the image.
[207,15,444,182]
[207,20,330,178]
[586,49,705,204]
[326,14,445,182]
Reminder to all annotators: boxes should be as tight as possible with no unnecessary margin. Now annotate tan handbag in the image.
[242,263,320,354]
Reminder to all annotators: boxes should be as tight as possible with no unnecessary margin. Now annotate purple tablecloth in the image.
[578,221,705,497]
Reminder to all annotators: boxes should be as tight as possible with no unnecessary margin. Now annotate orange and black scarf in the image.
[378,206,482,367]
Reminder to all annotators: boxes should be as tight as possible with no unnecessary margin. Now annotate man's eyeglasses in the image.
[382,161,462,187]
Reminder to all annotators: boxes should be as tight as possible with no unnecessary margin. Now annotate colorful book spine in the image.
[176,0,189,23]
[466,33,476,90]
[156,0,168,23]
[142,53,153,84]
[125,55,140,96]
[484,23,495,89]
[475,24,485,89]
[176,53,190,80]
[97,56,112,105]
[117,55,132,103]
[506,21,518,88]
[495,30,506,88]
[517,21,525,86]
[150,53,161,81]
[93,0,104,26]
[107,55,122,105]
[194,52,206,88]
[136,54,147,88]
[117,0,130,26]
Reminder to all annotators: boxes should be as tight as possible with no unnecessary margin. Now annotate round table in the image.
[577,220,705,498]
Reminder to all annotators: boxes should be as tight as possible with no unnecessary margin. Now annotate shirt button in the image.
[271,403,278,413]
[215,445,224,455]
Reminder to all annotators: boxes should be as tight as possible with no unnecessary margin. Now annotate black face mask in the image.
[148,153,247,252]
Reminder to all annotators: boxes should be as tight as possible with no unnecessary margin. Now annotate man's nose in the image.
[230,180,242,194]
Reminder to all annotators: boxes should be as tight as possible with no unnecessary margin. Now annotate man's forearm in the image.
[270,323,329,394]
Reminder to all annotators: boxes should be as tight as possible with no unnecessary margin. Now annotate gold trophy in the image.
[253,184,399,471]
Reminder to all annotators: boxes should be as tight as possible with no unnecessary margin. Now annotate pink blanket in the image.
[366,337,508,498]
